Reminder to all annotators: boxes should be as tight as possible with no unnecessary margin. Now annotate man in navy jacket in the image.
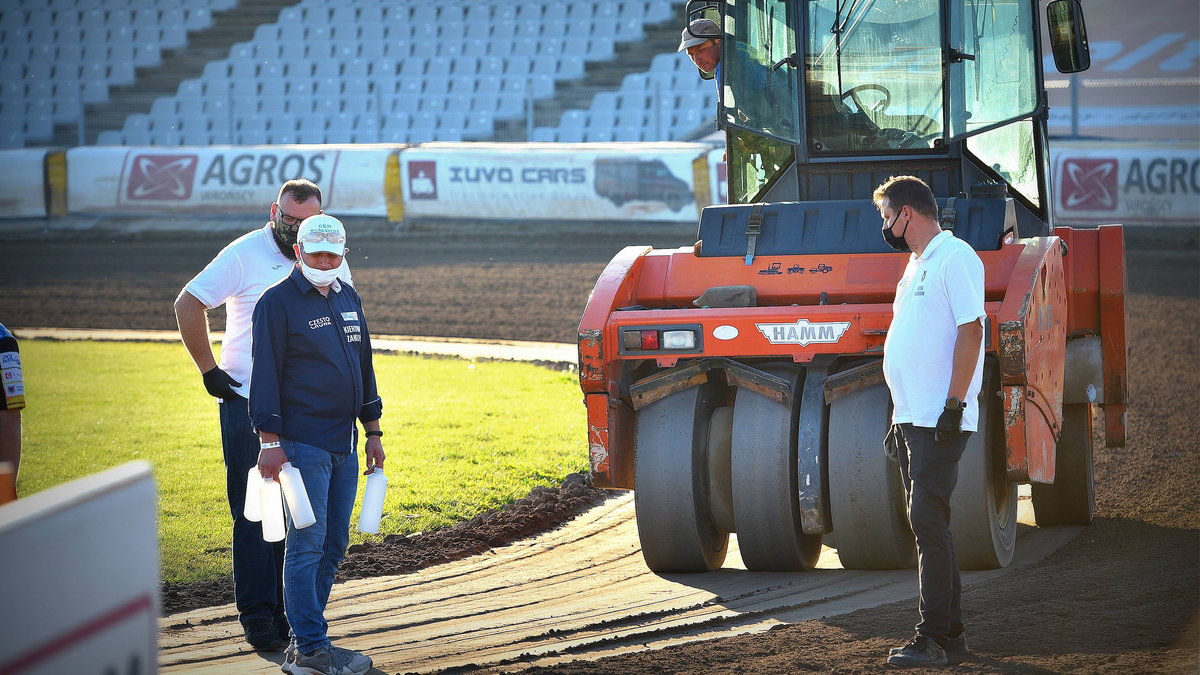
[251,214,384,675]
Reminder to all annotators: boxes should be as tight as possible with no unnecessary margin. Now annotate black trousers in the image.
[894,423,970,644]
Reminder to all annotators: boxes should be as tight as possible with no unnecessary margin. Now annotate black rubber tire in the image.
[633,385,729,572]
[1031,404,1096,526]
[730,373,823,571]
[827,382,915,569]
[950,369,1018,569]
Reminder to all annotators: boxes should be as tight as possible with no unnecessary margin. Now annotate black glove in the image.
[934,405,964,442]
[883,424,901,462]
[201,366,242,400]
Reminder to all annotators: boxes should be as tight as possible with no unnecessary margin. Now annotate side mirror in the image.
[1046,0,1090,73]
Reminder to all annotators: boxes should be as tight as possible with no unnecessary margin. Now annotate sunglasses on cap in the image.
[299,230,346,245]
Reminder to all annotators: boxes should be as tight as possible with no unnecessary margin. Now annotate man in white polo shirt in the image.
[173,178,350,651]
[874,175,985,668]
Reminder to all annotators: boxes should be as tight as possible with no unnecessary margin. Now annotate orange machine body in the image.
[579,226,1127,490]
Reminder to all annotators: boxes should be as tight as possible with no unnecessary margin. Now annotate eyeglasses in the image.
[275,204,308,227]
[299,230,346,245]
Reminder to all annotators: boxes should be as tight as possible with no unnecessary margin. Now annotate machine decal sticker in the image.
[762,263,834,275]
[712,325,739,341]
[755,319,851,346]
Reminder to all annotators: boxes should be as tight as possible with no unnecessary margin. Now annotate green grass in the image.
[17,340,587,585]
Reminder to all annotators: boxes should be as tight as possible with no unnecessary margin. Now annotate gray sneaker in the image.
[280,641,296,673]
[289,646,370,675]
[331,646,372,673]
[886,634,947,668]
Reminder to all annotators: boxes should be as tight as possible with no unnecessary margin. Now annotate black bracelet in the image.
[365,430,384,437]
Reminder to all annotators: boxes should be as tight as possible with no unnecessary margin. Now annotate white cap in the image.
[678,18,720,52]
[295,214,346,254]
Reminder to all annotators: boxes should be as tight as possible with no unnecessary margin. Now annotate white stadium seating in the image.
[1,0,715,148]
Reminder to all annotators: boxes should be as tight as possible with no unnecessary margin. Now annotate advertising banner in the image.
[66,145,394,216]
[400,143,713,222]
[706,148,727,206]
[0,149,48,218]
[1051,140,1200,225]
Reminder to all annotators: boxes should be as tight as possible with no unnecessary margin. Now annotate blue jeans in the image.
[219,397,285,626]
[282,439,358,654]
[894,423,970,646]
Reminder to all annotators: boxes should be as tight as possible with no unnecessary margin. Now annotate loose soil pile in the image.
[3,221,1196,673]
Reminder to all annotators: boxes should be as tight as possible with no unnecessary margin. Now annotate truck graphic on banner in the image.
[593,158,692,212]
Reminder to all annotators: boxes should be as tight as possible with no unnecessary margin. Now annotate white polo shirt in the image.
[883,230,986,431]
[184,224,352,398]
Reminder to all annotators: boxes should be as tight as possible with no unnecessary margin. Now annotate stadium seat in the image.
[381,111,410,131]
[284,94,314,115]
[260,78,286,99]
[97,130,124,145]
[370,59,398,79]
[150,98,178,119]
[439,111,467,133]
[51,95,81,124]
[186,8,213,32]
[297,115,326,140]
[586,128,616,142]
[464,111,493,137]
[314,97,339,118]
[134,43,161,68]
[560,109,587,130]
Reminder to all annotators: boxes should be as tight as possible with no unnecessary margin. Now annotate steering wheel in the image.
[840,84,892,115]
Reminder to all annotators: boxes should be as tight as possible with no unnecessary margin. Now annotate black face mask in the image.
[882,210,911,252]
[271,219,299,260]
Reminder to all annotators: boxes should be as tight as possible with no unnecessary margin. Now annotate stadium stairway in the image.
[55,0,298,146]
[489,2,692,142]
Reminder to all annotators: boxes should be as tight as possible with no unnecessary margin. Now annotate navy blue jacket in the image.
[249,266,382,453]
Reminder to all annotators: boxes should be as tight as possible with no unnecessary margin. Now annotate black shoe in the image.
[275,614,291,643]
[890,632,969,656]
[887,634,947,668]
[244,618,287,651]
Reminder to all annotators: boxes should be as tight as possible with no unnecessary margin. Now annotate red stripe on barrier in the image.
[0,594,155,675]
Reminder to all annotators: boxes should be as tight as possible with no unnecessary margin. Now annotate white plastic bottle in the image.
[260,477,286,542]
[358,468,388,533]
[278,462,316,529]
[243,465,262,522]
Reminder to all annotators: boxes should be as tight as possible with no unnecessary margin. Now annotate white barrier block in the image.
[0,149,48,218]
[0,462,159,675]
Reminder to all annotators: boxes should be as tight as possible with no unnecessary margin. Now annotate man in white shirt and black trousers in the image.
[874,175,985,668]
[174,179,349,651]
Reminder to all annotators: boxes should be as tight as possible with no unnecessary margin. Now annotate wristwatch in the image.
[945,397,965,411]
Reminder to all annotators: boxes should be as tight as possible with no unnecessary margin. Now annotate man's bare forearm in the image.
[174,290,218,374]
[948,320,984,401]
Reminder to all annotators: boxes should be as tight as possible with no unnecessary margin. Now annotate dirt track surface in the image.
[3,222,1197,673]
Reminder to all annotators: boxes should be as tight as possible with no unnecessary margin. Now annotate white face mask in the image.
[298,256,342,287]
